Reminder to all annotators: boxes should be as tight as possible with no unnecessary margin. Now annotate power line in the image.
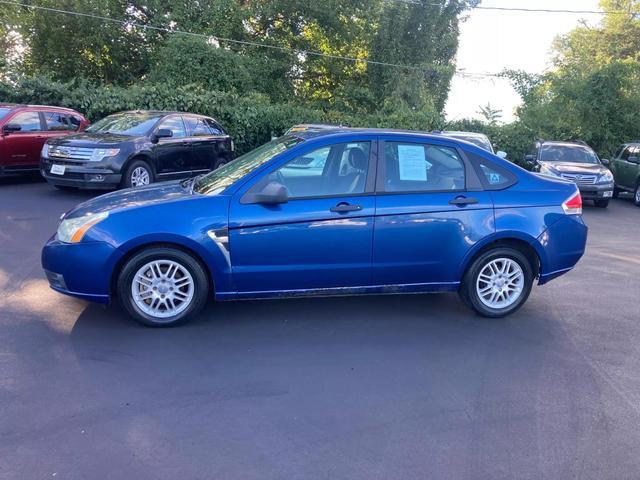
[0,0,503,78]
[386,0,638,16]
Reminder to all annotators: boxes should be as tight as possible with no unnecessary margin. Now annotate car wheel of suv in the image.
[213,158,228,170]
[594,199,609,208]
[612,186,620,199]
[634,183,640,207]
[459,247,534,318]
[117,247,209,327]
[123,160,153,188]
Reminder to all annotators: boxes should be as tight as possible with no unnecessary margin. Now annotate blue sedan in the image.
[42,129,588,326]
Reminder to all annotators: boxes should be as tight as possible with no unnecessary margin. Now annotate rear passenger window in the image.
[184,117,212,137]
[465,150,516,190]
[205,119,224,135]
[44,112,75,131]
[383,142,465,192]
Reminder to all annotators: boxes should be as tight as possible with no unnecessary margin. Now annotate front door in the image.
[372,138,494,286]
[2,111,46,168]
[153,115,192,178]
[228,140,376,293]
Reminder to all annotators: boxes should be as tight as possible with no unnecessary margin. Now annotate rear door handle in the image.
[330,202,362,213]
[449,196,479,206]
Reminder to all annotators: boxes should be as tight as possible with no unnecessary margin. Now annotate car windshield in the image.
[194,136,304,195]
[86,112,163,136]
[0,107,14,121]
[539,144,599,164]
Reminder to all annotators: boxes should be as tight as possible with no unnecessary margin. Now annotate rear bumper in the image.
[41,157,121,189]
[537,214,588,285]
[41,236,123,303]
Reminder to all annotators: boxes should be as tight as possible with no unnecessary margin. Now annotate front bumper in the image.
[41,156,121,189]
[575,183,614,199]
[41,236,124,304]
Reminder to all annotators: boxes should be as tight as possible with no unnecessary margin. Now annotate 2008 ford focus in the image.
[42,129,588,326]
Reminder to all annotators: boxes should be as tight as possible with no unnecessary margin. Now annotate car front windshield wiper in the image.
[188,173,207,194]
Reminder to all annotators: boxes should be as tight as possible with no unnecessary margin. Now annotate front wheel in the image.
[459,247,534,318]
[117,247,209,327]
[594,199,609,208]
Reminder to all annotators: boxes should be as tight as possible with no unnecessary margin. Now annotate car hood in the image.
[64,181,193,219]
[540,161,608,175]
[47,132,140,147]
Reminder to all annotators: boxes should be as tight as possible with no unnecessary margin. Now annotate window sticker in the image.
[398,144,427,181]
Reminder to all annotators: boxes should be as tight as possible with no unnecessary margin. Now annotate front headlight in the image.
[57,212,109,243]
[599,170,614,183]
[90,148,120,162]
[41,143,50,158]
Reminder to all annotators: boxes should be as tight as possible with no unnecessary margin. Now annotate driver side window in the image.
[156,116,187,139]
[271,142,370,199]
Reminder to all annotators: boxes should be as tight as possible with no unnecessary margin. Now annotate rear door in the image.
[372,138,494,286]
[228,138,377,293]
[153,115,192,178]
[1,110,46,168]
[183,116,228,173]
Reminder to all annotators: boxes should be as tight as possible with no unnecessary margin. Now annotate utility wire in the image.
[386,0,638,15]
[0,0,503,77]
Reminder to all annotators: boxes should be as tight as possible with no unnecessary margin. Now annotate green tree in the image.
[477,103,502,125]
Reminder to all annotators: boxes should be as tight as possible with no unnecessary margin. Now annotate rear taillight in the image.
[562,190,582,215]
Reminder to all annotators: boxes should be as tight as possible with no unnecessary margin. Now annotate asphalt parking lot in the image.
[1,176,640,480]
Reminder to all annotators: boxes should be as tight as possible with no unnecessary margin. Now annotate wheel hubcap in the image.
[131,260,194,320]
[476,258,524,309]
[131,167,150,187]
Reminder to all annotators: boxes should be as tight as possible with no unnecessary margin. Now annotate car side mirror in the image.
[2,123,21,134]
[496,150,507,159]
[152,128,173,143]
[600,158,610,166]
[243,181,289,205]
[629,156,639,164]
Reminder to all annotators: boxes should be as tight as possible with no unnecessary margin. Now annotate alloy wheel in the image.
[475,258,525,309]
[130,166,150,187]
[131,260,195,320]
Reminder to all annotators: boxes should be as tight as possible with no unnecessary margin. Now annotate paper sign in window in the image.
[398,145,427,181]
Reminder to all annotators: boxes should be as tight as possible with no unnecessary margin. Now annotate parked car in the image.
[42,128,587,327]
[610,142,640,206]
[433,131,507,159]
[285,123,349,135]
[525,140,614,208]
[41,110,233,190]
[0,104,89,176]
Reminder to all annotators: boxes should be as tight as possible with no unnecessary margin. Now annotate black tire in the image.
[213,158,229,170]
[634,183,640,207]
[459,247,534,318]
[594,199,609,208]
[117,247,209,327]
[122,159,154,189]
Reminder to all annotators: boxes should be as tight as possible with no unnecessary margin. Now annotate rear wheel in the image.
[213,158,229,170]
[459,247,534,318]
[634,183,640,207]
[117,247,209,327]
[594,199,609,208]
[612,186,620,198]
[123,160,153,189]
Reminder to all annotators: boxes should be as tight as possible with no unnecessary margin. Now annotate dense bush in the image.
[0,77,445,154]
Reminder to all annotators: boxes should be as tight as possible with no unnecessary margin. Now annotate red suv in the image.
[0,104,89,176]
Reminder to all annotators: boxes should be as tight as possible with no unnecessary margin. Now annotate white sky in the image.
[445,0,602,123]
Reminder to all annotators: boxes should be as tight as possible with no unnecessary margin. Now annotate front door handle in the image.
[449,196,479,206]
[330,202,362,213]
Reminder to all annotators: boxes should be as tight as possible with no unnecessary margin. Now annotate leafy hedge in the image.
[0,77,444,154]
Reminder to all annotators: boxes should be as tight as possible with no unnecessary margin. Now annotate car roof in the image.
[538,140,593,149]
[435,130,490,139]
[289,127,484,143]
[0,103,80,113]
